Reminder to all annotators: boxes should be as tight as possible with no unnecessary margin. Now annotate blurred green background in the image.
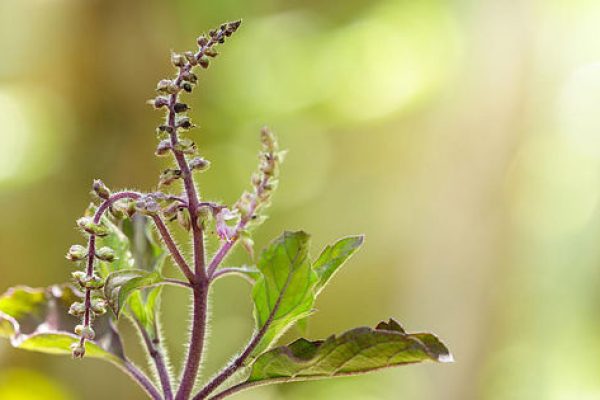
[2,0,600,399]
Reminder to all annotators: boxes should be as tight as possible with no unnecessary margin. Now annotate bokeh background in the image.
[1,0,600,399]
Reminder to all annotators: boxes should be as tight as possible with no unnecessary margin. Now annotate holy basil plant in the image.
[0,20,452,400]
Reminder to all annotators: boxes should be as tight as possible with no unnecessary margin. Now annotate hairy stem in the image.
[122,359,163,400]
[152,215,194,282]
[135,318,174,400]
[207,381,258,400]
[79,191,141,350]
[172,29,232,400]
[210,268,255,284]
[192,283,283,400]
[176,282,209,400]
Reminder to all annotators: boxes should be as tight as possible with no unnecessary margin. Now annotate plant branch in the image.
[163,278,193,288]
[78,191,141,352]
[174,25,236,400]
[175,282,209,400]
[151,215,194,282]
[192,282,283,400]
[121,358,163,400]
[134,318,174,400]
[210,267,255,284]
[207,134,277,278]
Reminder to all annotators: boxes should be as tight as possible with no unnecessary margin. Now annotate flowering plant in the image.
[0,20,452,400]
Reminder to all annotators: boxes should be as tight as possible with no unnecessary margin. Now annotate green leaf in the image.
[313,235,364,294]
[104,269,164,318]
[246,319,452,384]
[0,285,125,364]
[127,287,162,341]
[252,231,318,353]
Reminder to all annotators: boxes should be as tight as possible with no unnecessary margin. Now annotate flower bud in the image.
[181,82,193,93]
[189,157,210,172]
[197,35,208,47]
[157,125,174,134]
[69,302,86,317]
[77,217,109,237]
[235,191,254,219]
[173,138,196,155]
[159,169,182,187]
[260,127,277,151]
[196,205,211,227]
[134,195,160,215]
[71,271,87,283]
[176,117,193,130]
[151,96,169,109]
[184,51,197,66]
[173,102,189,113]
[71,343,86,359]
[91,299,107,315]
[82,274,105,290]
[155,139,172,156]
[209,29,217,38]
[96,246,115,262]
[171,52,186,67]
[177,208,191,231]
[75,325,95,340]
[228,20,242,32]
[251,173,262,187]
[113,199,136,218]
[157,79,180,94]
[66,245,87,262]
[181,71,198,83]
[204,49,218,58]
[198,56,209,69]
[92,179,111,200]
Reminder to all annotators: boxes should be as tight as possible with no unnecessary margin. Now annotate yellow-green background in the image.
[1,0,600,399]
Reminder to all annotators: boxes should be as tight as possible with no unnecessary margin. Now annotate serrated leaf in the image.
[246,319,452,384]
[313,235,364,294]
[104,269,164,318]
[0,285,125,364]
[252,231,318,354]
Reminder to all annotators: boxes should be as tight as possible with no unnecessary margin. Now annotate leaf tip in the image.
[438,351,454,363]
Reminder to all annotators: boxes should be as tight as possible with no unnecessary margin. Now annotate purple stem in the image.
[122,359,163,400]
[152,215,195,282]
[79,191,141,350]
[174,29,231,400]
[176,281,209,400]
[210,268,254,283]
[134,318,174,400]
[192,281,284,400]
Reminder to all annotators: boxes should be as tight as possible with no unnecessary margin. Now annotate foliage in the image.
[0,20,451,400]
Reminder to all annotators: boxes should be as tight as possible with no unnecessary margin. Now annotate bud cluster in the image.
[234,127,283,224]
[150,20,242,192]
[68,182,119,358]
